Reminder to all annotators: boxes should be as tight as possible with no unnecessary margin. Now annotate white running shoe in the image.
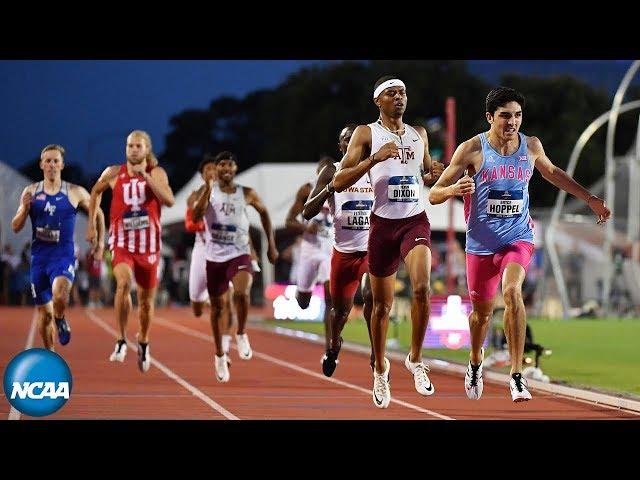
[372,357,391,409]
[235,333,253,360]
[215,353,231,383]
[251,259,261,273]
[222,334,232,355]
[405,353,435,396]
[510,373,532,402]
[109,339,127,362]
[464,347,484,400]
[137,342,151,373]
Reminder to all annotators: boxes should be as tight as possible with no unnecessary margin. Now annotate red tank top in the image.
[109,164,162,254]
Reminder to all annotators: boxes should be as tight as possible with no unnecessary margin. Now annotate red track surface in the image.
[1,306,638,420]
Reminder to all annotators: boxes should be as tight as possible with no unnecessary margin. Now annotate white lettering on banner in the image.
[11,382,70,400]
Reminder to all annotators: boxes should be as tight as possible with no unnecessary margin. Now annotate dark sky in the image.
[1,60,637,177]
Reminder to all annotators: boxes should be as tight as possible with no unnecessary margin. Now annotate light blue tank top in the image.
[464,132,535,254]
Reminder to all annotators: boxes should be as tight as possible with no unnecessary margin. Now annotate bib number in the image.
[123,210,150,230]
[487,190,524,218]
[342,200,372,230]
[388,176,419,202]
[35,226,60,243]
[210,223,237,245]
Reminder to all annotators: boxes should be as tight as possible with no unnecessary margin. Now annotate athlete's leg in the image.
[465,252,502,365]
[113,263,134,342]
[322,280,332,350]
[231,271,252,335]
[51,276,73,345]
[37,302,55,351]
[501,263,527,375]
[295,256,320,309]
[369,272,396,375]
[210,293,225,356]
[361,273,374,367]
[191,301,206,317]
[468,298,495,364]
[403,244,432,363]
[136,286,157,344]
[52,276,72,320]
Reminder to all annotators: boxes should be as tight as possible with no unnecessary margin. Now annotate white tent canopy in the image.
[161,162,467,232]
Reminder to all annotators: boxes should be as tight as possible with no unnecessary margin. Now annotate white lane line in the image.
[155,317,453,420]
[85,309,239,420]
[267,325,640,416]
[8,309,38,421]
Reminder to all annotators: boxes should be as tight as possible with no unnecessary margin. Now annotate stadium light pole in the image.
[445,97,457,295]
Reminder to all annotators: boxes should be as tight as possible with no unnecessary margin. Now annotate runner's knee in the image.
[503,285,522,307]
[412,282,431,303]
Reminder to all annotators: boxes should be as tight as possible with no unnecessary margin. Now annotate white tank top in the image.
[368,121,425,219]
[329,162,373,253]
[194,229,206,245]
[204,182,251,262]
[302,180,335,255]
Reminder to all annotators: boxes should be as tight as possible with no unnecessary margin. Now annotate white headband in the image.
[373,79,405,99]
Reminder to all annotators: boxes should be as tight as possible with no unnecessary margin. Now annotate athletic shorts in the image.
[296,247,331,292]
[206,254,253,297]
[466,241,535,301]
[112,247,160,290]
[30,255,75,305]
[368,211,431,277]
[330,248,368,299]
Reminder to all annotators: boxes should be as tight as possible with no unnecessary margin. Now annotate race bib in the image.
[388,176,419,202]
[487,189,524,217]
[210,223,237,244]
[341,200,372,230]
[123,210,150,230]
[35,226,60,243]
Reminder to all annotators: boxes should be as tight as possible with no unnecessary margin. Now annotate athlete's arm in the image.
[302,163,336,220]
[245,187,279,264]
[531,136,611,224]
[87,165,119,243]
[141,166,175,207]
[334,125,398,192]
[428,140,476,205]
[11,184,36,233]
[75,185,105,257]
[415,126,444,186]
[286,183,311,234]
[192,180,212,222]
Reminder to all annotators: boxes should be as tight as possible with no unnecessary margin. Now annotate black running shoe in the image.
[55,317,71,345]
[321,336,343,377]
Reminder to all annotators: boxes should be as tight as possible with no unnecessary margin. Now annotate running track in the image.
[1,306,638,420]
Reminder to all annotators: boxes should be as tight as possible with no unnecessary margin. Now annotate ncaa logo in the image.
[3,348,72,417]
